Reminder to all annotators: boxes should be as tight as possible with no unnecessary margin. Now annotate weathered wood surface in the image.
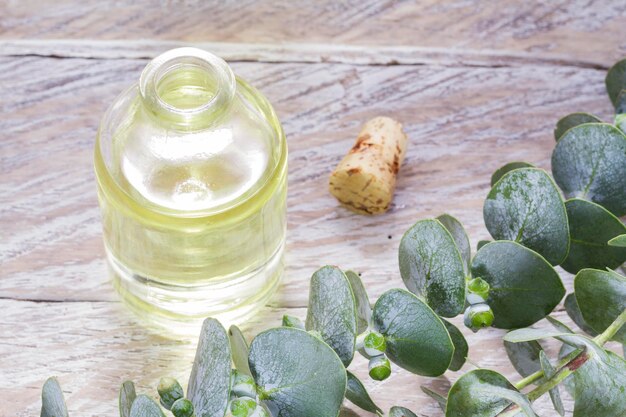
[2,0,626,64]
[1,2,626,417]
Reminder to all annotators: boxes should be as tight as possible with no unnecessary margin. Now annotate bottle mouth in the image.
[139,47,236,130]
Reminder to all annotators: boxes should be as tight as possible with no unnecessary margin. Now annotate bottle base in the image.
[107,243,284,338]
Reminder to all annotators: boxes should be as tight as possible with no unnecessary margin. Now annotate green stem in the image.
[593,308,626,346]
[526,351,587,402]
[513,347,581,391]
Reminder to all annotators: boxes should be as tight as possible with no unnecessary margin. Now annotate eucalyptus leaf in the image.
[490,162,534,186]
[305,266,357,366]
[445,369,536,417]
[471,241,565,329]
[606,58,626,107]
[249,327,346,417]
[557,334,626,417]
[229,325,252,376]
[484,168,569,265]
[41,377,68,417]
[560,198,626,273]
[574,268,626,344]
[442,319,468,371]
[399,219,466,317]
[539,351,564,416]
[544,316,575,334]
[345,371,382,414]
[188,318,231,417]
[389,406,419,417]
[551,123,626,216]
[564,293,598,336]
[436,214,471,274]
[119,381,137,417]
[345,270,372,334]
[503,328,572,343]
[421,386,447,412]
[372,289,453,376]
[554,113,602,141]
[503,339,542,378]
[609,234,626,247]
[130,395,166,417]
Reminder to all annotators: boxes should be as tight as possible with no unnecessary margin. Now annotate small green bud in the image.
[157,377,184,410]
[231,370,257,399]
[363,331,386,357]
[467,277,490,301]
[282,315,305,329]
[230,397,257,417]
[464,303,494,332]
[368,355,392,381]
[171,398,195,417]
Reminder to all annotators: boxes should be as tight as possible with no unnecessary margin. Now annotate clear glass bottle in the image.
[94,48,287,335]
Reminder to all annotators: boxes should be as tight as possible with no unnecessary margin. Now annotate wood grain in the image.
[1,0,626,64]
[1,3,625,416]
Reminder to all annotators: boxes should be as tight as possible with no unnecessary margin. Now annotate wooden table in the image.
[2,2,625,416]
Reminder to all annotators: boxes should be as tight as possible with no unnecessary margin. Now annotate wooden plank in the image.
[5,298,617,417]
[0,39,611,69]
[0,56,609,306]
[1,1,625,64]
[0,55,603,306]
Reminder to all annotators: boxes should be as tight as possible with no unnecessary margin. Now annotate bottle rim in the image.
[139,47,236,130]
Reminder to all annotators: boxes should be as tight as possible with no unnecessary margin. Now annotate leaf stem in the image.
[526,350,588,402]
[513,347,581,391]
[592,307,626,347]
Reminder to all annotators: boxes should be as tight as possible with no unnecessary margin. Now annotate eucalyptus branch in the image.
[593,307,626,346]
[513,346,582,391]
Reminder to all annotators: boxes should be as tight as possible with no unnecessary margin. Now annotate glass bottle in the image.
[94,48,287,335]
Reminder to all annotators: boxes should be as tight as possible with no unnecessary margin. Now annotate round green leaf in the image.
[41,377,69,417]
[119,381,137,417]
[130,395,166,417]
[389,406,419,417]
[305,266,357,366]
[228,325,252,376]
[345,371,382,414]
[372,289,453,376]
[399,219,466,317]
[187,318,231,417]
[490,161,534,186]
[442,319,468,371]
[445,369,536,417]
[344,270,372,334]
[554,113,602,141]
[606,58,626,107]
[609,234,626,247]
[564,293,598,336]
[249,327,346,417]
[437,214,471,274]
[575,268,626,344]
[484,168,569,265]
[471,241,565,329]
[551,123,626,216]
[560,199,626,273]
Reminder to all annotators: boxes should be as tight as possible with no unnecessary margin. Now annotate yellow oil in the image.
[94,52,287,336]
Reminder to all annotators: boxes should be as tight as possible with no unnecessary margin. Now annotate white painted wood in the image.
[1,2,624,415]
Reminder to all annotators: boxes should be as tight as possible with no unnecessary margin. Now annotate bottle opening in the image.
[139,48,236,129]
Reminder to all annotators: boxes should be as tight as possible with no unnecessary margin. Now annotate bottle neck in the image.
[139,47,236,130]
